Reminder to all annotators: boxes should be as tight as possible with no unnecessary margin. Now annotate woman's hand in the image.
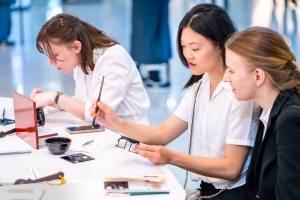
[89,100,120,129]
[30,88,44,99]
[133,144,172,165]
[31,91,56,108]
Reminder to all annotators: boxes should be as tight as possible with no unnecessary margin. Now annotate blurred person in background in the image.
[0,0,15,45]
[131,0,172,87]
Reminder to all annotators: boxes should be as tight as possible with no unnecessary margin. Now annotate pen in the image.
[81,139,94,148]
[2,108,4,122]
[39,190,46,200]
[92,76,105,129]
[0,150,31,156]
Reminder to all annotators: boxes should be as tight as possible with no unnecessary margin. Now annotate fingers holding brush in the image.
[89,101,119,129]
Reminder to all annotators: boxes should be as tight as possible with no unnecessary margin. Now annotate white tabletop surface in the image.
[0,97,186,200]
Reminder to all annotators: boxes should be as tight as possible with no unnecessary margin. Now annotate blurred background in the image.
[0,0,299,189]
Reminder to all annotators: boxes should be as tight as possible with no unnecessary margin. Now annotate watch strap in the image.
[54,92,63,108]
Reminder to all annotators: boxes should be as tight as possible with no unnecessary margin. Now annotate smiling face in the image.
[41,41,81,74]
[180,27,221,75]
[223,49,257,101]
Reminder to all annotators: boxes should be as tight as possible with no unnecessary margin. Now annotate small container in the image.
[45,137,72,155]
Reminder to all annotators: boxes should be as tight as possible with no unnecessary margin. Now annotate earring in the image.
[257,83,260,87]
[219,61,223,70]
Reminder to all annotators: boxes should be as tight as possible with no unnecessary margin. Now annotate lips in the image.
[188,62,196,68]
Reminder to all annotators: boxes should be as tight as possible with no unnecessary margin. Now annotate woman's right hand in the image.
[30,88,44,99]
[89,100,120,129]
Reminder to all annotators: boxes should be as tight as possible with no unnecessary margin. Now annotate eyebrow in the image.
[180,40,200,45]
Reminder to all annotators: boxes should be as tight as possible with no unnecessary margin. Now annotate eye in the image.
[192,49,199,51]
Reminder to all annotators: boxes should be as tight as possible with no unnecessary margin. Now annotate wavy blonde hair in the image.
[225,26,300,94]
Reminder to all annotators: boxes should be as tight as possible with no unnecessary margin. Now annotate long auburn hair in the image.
[36,13,118,74]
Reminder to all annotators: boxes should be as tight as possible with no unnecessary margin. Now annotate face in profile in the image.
[223,49,257,101]
[180,27,220,75]
[41,41,81,74]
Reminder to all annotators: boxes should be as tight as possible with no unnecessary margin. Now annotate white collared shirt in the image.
[259,106,272,140]
[73,44,150,125]
[174,73,260,189]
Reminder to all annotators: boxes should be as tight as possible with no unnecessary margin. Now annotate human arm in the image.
[31,89,86,121]
[90,101,187,145]
[135,96,258,180]
[134,144,250,180]
[276,107,300,199]
[91,100,250,180]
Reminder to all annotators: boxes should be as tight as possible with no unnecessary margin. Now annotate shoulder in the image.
[278,104,300,122]
[277,91,300,120]
[104,44,128,55]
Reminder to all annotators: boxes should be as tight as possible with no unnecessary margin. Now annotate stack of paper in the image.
[0,135,31,154]
[104,176,170,196]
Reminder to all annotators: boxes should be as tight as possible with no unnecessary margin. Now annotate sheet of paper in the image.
[0,135,31,152]
[69,141,107,154]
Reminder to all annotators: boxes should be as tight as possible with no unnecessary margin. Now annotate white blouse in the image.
[174,73,260,189]
[260,106,272,140]
[73,44,150,125]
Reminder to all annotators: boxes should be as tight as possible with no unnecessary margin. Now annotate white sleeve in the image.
[173,88,192,122]
[226,99,260,146]
[84,50,131,122]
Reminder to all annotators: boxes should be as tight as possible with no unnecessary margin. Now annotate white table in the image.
[0,97,186,200]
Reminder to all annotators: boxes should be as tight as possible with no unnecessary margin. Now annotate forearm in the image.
[115,118,168,145]
[169,150,241,180]
[56,94,86,121]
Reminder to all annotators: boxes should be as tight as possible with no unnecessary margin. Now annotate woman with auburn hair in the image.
[31,13,150,125]
[223,26,300,199]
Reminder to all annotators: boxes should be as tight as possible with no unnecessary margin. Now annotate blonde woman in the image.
[224,26,300,199]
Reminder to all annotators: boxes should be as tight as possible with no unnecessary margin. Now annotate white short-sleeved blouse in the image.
[73,44,150,125]
[174,73,260,189]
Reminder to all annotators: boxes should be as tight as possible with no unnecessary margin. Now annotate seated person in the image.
[90,4,260,199]
[224,26,300,199]
[31,13,150,125]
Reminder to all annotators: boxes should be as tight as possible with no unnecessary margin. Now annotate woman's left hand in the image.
[133,144,172,165]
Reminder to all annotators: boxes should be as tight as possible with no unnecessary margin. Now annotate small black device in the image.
[60,153,95,164]
[116,135,140,153]
[36,107,45,127]
[65,125,105,134]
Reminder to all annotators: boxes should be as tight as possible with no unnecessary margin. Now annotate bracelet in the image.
[54,92,63,108]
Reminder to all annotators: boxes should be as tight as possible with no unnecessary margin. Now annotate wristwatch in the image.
[54,92,63,108]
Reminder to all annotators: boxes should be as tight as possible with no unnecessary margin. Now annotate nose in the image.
[183,49,193,59]
[223,69,230,82]
[48,57,56,65]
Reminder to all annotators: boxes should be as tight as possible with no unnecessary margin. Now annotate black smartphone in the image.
[65,125,105,134]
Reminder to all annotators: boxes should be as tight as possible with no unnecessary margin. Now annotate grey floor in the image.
[0,0,299,189]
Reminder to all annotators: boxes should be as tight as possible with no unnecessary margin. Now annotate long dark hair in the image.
[177,4,237,88]
[36,13,118,74]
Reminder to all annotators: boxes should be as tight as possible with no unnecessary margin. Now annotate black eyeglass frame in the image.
[116,135,140,153]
